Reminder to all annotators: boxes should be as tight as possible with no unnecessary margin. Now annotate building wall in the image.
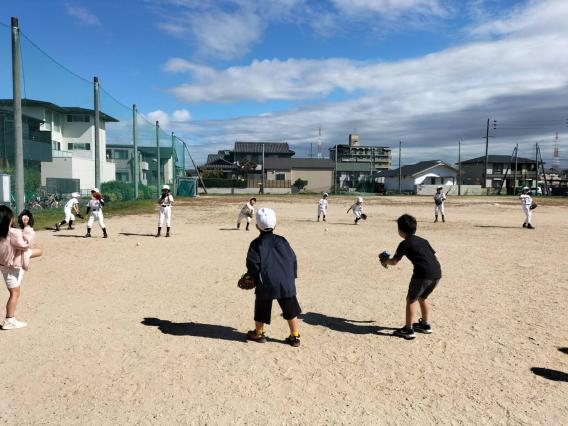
[413,165,457,185]
[41,157,116,191]
[384,177,415,191]
[265,169,291,181]
[291,169,333,192]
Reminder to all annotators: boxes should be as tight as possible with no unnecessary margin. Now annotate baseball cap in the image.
[162,185,170,190]
[72,192,80,198]
[256,208,276,231]
[522,186,529,191]
[323,192,328,196]
[357,197,363,202]
[92,188,99,193]
[437,186,443,189]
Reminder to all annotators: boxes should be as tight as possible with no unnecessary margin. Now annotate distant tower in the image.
[553,132,560,169]
[318,127,322,159]
[349,133,359,147]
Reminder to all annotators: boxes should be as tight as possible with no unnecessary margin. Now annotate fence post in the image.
[156,121,161,196]
[11,17,24,212]
[94,77,100,189]
[133,104,138,200]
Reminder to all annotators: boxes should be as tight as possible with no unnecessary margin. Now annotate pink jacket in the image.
[0,227,35,270]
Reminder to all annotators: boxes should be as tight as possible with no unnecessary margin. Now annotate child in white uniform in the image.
[433,186,446,223]
[156,185,174,237]
[237,198,256,231]
[85,188,107,238]
[347,197,364,225]
[519,186,536,229]
[317,193,329,222]
[55,192,80,231]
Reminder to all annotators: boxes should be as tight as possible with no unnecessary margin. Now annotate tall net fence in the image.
[0,21,188,214]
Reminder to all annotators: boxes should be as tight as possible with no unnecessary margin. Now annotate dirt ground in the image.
[1,195,567,426]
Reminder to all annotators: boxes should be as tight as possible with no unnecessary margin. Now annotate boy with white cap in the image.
[156,185,174,237]
[347,197,364,225]
[245,207,302,347]
[237,197,256,231]
[519,186,536,229]
[55,192,81,231]
[85,188,107,238]
[317,193,329,222]
[434,186,446,223]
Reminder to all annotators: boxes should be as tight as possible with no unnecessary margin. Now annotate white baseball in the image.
[325,228,328,231]
[136,242,141,246]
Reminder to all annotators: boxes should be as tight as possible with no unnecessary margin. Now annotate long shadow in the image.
[119,232,155,237]
[558,347,568,355]
[219,228,240,231]
[299,312,396,337]
[531,368,568,382]
[475,225,519,229]
[52,235,86,238]
[141,317,244,343]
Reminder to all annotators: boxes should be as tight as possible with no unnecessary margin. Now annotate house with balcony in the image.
[329,134,392,189]
[374,160,460,193]
[461,155,539,190]
[0,99,117,192]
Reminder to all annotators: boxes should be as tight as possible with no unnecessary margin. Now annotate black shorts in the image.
[254,296,302,325]
[407,278,440,302]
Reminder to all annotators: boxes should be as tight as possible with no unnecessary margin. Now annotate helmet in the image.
[357,197,363,202]
[91,188,99,193]
[162,185,170,190]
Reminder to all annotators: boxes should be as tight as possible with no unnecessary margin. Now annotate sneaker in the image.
[155,234,160,238]
[84,233,91,238]
[317,218,320,222]
[434,219,438,223]
[286,334,301,347]
[55,223,60,232]
[442,218,445,223]
[67,227,75,230]
[323,218,326,222]
[247,330,267,343]
[527,224,535,229]
[394,326,415,340]
[166,232,170,237]
[2,318,27,330]
[412,318,432,334]
[103,234,108,239]
[523,223,527,228]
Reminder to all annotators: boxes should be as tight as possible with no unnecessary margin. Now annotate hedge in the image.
[100,181,155,203]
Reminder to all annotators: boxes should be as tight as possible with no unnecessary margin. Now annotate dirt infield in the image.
[1,195,567,425]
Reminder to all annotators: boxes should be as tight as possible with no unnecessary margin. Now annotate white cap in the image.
[256,208,276,231]
[162,185,170,190]
[437,186,443,190]
[92,188,99,193]
[522,186,529,191]
[72,192,80,198]
[323,193,328,196]
[357,197,363,202]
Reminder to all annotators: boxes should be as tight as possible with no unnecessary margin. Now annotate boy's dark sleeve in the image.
[392,240,406,261]
[291,246,298,279]
[427,241,436,254]
[245,241,261,279]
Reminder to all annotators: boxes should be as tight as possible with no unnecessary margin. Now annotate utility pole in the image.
[334,145,338,195]
[94,77,100,189]
[11,17,24,212]
[172,132,176,196]
[133,104,138,199]
[261,143,265,195]
[537,145,549,195]
[156,121,161,195]
[310,143,313,159]
[398,139,402,195]
[484,118,489,188]
[458,140,461,196]
[513,143,518,195]
[535,143,539,192]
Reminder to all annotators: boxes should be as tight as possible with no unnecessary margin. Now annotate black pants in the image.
[254,296,302,325]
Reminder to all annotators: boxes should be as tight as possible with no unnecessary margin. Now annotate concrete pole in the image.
[172,132,176,196]
[11,17,24,213]
[94,77,100,189]
[133,104,138,199]
[398,139,402,195]
[261,143,265,195]
[156,121,161,195]
[535,143,539,192]
[513,143,518,195]
[484,118,489,188]
[334,145,338,195]
[458,140,461,196]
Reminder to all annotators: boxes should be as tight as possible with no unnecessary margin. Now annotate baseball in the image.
[136,242,140,246]
[325,228,328,231]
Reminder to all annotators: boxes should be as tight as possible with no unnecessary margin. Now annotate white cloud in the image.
[330,0,450,17]
[145,109,192,131]
[65,4,101,26]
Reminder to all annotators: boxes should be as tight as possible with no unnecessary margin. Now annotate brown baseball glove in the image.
[238,273,256,290]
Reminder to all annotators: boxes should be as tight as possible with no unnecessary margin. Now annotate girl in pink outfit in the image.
[0,207,42,330]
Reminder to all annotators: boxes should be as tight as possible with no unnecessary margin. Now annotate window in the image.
[114,150,128,159]
[67,114,90,123]
[493,163,503,173]
[116,172,129,181]
[430,177,436,185]
[44,110,52,131]
[53,113,61,133]
[68,143,91,150]
[492,179,502,188]
[106,150,111,159]
[52,141,61,151]
[276,173,286,181]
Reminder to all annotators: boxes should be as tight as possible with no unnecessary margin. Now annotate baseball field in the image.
[1,194,567,425]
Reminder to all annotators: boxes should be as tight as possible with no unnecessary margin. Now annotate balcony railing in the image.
[52,150,72,158]
[23,130,51,144]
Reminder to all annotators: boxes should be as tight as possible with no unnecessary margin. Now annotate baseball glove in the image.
[361,213,367,220]
[245,211,253,218]
[76,213,85,219]
[435,200,443,205]
[378,251,391,269]
[530,204,538,210]
[237,273,256,290]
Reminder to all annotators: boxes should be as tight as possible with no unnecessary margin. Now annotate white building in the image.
[1,99,116,191]
[375,160,460,193]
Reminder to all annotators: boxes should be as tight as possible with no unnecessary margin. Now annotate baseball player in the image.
[237,198,256,231]
[317,193,329,222]
[84,188,107,238]
[347,197,364,225]
[55,192,82,231]
[434,186,446,223]
[519,186,536,229]
[156,185,173,238]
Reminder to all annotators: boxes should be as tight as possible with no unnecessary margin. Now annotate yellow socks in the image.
[291,331,299,337]
[255,329,263,335]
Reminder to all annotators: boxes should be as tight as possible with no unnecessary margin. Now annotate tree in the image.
[239,159,258,177]
[293,178,306,190]
[198,167,223,179]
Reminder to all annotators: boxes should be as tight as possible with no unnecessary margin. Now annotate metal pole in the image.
[535,142,538,193]
[458,140,461,196]
[133,104,138,199]
[261,143,265,195]
[174,135,207,194]
[484,118,489,188]
[513,143,518,195]
[94,77,100,189]
[156,121,161,196]
[310,143,313,159]
[537,145,549,195]
[398,139,402,195]
[11,17,24,213]
[498,146,516,195]
[172,132,176,196]
[334,145,338,195]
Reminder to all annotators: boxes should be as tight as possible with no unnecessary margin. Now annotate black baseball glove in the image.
[530,204,537,210]
[379,251,391,269]
[76,213,85,219]
[361,213,367,220]
[237,273,256,290]
[435,200,443,205]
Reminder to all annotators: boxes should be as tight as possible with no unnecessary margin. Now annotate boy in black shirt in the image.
[245,208,302,347]
[382,214,441,340]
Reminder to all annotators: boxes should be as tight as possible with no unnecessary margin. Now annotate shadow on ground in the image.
[219,228,240,231]
[119,233,155,237]
[300,312,396,337]
[52,235,86,238]
[531,347,568,382]
[475,225,520,229]
[141,317,244,343]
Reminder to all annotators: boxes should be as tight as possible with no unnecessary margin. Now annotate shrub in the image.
[103,192,117,203]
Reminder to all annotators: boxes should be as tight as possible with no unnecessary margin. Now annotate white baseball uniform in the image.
[158,194,174,227]
[351,203,363,219]
[238,203,254,224]
[434,192,446,215]
[87,199,105,228]
[520,194,533,224]
[64,198,78,222]
[318,198,329,217]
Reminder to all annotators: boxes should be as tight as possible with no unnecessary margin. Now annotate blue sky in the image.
[1,0,567,166]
